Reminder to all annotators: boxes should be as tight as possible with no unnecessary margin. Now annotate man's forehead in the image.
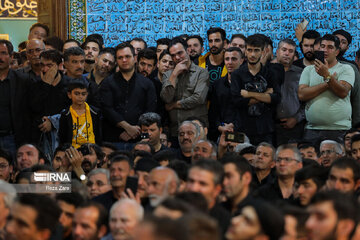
[225,51,240,58]
[187,38,201,44]
[139,57,155,65]
[179,123,196,132]
[85,41,100,48]
[69,54,85,60]
[18,144,38,153]
[27,41,44,49]
[208,32,222,39]
[321,143,335,150]
[320,40,336,46]
[99,53,114,61]
[40,58,55,64]
[170,43,185,53]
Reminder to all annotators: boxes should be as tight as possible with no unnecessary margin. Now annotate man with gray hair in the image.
[87,168,112,198]
[103,198,144,240]
[0,180,16,231]
[252,142,276,189]
[255,144,303,203]
[147,167,179,208]
[191,139,217,163]
[319,140,343,167]
[176,120,201,163]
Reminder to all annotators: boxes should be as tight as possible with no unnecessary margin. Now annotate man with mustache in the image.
[186,35,204,65]
[82,38,102,74]
[64,47,86,79]
[18,39,45,82]
[275,38,305,145]
[175,121,201,164]
[198,27,227,84]
[293,30,321,69]
[137,48,157,78]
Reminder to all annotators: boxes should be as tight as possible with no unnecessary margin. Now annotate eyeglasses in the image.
[320,150,335,156]
[0,164,9,170]
[275,157,299,163]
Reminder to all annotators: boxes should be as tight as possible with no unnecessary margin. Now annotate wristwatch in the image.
[324,75,331,83]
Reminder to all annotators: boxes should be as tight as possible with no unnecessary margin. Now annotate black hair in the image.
[230,34,247,43]
[63,39,81,48]
[54,143,71,156]
[98,47,115,58]
[154,150,177,164]
[138,112,162,128]
[44,36,64,52]
[66,78,89,92]
[0,148,12,165]
[302,30,321,42]
[186,35,204,47]
[246,34,266,49]
[82,38,103,52]
[142,216,189,240]
[169,37,188,50]
[86,33,104,47]
[80,143,105,164]
[278,38,297,48]
[156,38,171,47]
[225,46,243,57]
[17,193,61,232]
[351,134,360,145]
[221,154,252,175]
[12,52,23,65]
[40,49,63,65]
[78,201,108,229]
[63,47,85,62]
[30,164,55,173]
[133,142,154,155]
[110,154,134,169]
[29,23,49,37]
[330,157,360,182]
[131,37,147,48]
[190,159,224,185]
[175,191,208,213]
[159,49,171,61]
[0,39,14,55]
[56,192,85,208]
[207,27,226,41]
[295,165,327,189]
[168,159,189,182]
[18,41,27,51]
[314,37,322,46]
[321,34,340,49]
[158,197,196,214]
[239,146,256,155]
[100,142,118,152]
[137,48,157,65]
[115,42,135,56]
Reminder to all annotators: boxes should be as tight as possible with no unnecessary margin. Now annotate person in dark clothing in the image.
[293,30,321,69]
[100,42,157,150]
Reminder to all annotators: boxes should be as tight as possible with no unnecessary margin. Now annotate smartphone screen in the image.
[125,176,138,195]
[300,19,309,30]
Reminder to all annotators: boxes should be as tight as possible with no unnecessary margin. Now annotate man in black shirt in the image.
[293,30,321,69]
[231,34,281,145]
[100,42,156,150]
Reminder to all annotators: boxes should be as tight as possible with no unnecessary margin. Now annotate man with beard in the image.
[333,30,356,66]
[319,140,343,168]
[198,28,227,84]
[298,34,355,143]
[305,190,356,240]
[160,37,209,142]
[176,121,201,164]
[138,112,167,153]
[19,39,45,82]
[231,34,281,145]
[293,30,321,69]
[186,35,204,65]
[77,143,105,175]
[100,42,156,150]
[87,47,115,88]
[83,38,102,74]
[137,48,157,78]
[275,39,305,145]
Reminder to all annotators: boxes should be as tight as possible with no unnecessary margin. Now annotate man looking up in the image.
[198,27,227,84]
[298,34,355,143]
[293,30,321,69]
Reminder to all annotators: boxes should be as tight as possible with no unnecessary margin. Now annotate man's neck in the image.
[255,168,271,182]
[93,69,107,85]
[231,187,249,213]
[157,72,163,82]
[0,68,9,81]
[154,141,162,152]
[283,63,291,72]
[67,73,82,79]
[31,64,41,76]
[182,150,192,157]
[248,62,261,76]
[278,176,295,199]
[84,63,94,73]
[209,52,224,66]
[303,58,314,66]
[227,73,231,83]
[112,187,124,200]
[327,58,338,68]
[121,69,135,81]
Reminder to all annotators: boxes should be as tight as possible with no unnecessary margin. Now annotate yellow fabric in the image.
[70,102,95,148]
[198,52,228,77]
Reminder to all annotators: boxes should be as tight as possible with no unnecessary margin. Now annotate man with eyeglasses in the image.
[19,39,45,82]
[319,140,343,167]
[254,144,303,204]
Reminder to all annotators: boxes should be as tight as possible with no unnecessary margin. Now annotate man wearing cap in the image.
[333,30,355,65]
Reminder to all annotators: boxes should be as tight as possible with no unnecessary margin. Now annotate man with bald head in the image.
[147,167,179,208]
[20,39,45,82]
[191,140,217,163]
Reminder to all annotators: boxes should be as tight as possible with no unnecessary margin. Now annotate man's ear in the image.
[39,158,45,165]
[354,179,360,191]
[242,171,252,185]
[336,219,355,239]
[160,127,163,134]
[38,229,51,240]
[67,91,72,99]
[97,225,108,239]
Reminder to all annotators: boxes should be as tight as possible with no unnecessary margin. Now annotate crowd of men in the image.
[1,22,360,240]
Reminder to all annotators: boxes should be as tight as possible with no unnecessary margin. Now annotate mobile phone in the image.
[225,132,245,143]
[125,176,138,195]
[141,132,149,139]
[300,19,309,30]
[314,51,325,63]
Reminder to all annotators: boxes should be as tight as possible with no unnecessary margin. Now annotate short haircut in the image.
[137,48,157,65]
[86,33,104,47]
[221,154,252,175]
[98,47,115,58]
[278,38,297,48]
[100,142,118,152]
[131,37,148,48]
[295,165,327,189]
[168,159,189,182]
[330,157,360,182]
[29,23,49,37]
[276,144,302,162]
[40,49,63,65]
[314,37,322,46]
[239,146,256,156]
[110,154,134,169]
[115,42,135,56]
[0,39,14,55]
[156,38,171,47]
[190,159,224,185]
[225,46,243,57]
[320,140,343,155]
[56,192,85,208]
[138,112,162,128]
[63,39,80,48]
[54,143,71,156]
[178,120,200,140]
[186,116,206,129]
[181,213,220,240]
[80,143,105,164]
[0,148,12,165]
[63,47,85,62]
[169,37,188,50]
[44,36,64,52]
[158,197,196,215]
[310,190,356,221]
[246,34,266,49]
[230,34,246,43]
[159,49,171,61]
[0,180,17,208]
[298,142,319,155]
[186,35,204,47]
[321,34,340,49]
[193,140,217,159]
[207,27,226,41]
[88,168,110,183]
[110,198,144,221]
[17,193,61,232]
[351,134,360,145]
[175,191,208,213]
[67,78,89,92]
[257,142,276,161]
[78,201,108,229]
[82,38,102,51]
[302,30,321,42]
